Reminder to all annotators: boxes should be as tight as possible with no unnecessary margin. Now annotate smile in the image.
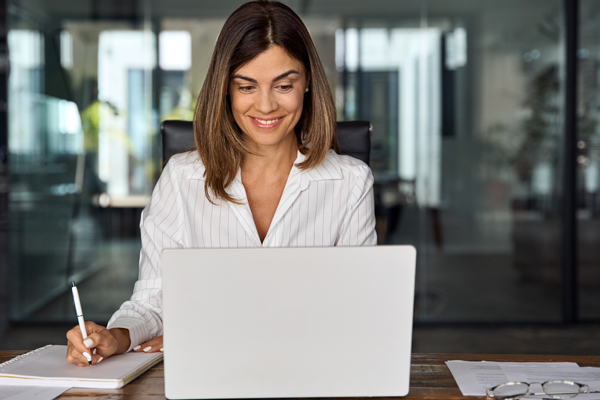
[255,118,279,124]
[250,116,284,129]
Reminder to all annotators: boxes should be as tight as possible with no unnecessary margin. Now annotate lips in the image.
[250,116,284,129]
[255,117,279,124]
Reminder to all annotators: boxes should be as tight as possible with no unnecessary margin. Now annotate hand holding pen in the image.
[71,282,92,366]
[65,282,122,367]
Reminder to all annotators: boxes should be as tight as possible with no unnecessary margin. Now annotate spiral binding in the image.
[0,345,53,369]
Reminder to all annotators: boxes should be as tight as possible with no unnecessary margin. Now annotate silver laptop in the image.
[162,246,416,399]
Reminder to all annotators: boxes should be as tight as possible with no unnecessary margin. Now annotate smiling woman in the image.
[65,0,376,368]
[195,0,338,205]
[228,45,312,238]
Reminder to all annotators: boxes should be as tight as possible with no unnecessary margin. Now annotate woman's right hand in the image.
[66,321,121,367]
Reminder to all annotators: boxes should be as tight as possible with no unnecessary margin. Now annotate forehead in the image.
[232,45,305,79]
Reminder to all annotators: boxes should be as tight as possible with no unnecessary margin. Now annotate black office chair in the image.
[160,120,372,166]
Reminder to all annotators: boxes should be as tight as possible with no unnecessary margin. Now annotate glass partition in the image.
[7,5,153,322]
[578,0,600,321]
[5,0,585,324]
[7,27,94,317]
[330,1,565,322]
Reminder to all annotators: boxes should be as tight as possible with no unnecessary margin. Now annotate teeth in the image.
[255,118,279,125]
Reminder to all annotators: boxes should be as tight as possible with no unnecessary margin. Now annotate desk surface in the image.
[1,352,599,399]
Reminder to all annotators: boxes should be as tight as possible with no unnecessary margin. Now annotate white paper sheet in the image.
[501,364,600,392]
[0,386,70,400]
[521,393,600,400]
[522,395,600,400]
[446,361,507,395]
[446,360,580,396]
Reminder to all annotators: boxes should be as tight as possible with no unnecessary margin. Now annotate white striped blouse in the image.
[107,149,377,350]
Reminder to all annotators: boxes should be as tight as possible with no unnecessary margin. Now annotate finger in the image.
[133,344,156,352]
[132,343,151,352]
[66,327,92,357]
[133,337,163,353]
[67,346,92,366]
[69,335,93,358]
[140,345,162,353]
[83,331,107,349]
[84,320,101,333]
[86,330,118,358]
[142,336,163,352]
[66,325,101,366]
[79,321,108,341]
[67,350,86,365]
[65,326,82,343]
[67,324,102,347]
[91,353,104,365]
[67,339,94,366]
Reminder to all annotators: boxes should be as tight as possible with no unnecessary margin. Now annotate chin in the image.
[251,137,287,147]
[245,128,295,148]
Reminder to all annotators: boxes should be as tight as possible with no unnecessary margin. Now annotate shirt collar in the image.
[296,150,343,182]
[186,149,343,182]
[187,158,206,180]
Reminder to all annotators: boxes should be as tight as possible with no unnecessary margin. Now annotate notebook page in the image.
[0,386,69,400]
[0,346,162,382]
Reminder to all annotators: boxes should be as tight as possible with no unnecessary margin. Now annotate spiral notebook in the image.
[0,345,163,389]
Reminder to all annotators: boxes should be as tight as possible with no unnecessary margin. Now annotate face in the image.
[228,45,309,150]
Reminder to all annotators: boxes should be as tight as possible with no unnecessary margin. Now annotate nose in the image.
[254,89,277,115]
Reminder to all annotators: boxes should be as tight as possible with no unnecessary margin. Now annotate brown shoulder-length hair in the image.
[193,0,338,204]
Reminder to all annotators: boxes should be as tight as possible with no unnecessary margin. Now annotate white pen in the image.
[71,281,92,366]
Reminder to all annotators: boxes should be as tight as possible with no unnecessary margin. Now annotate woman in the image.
[66,0,376,367]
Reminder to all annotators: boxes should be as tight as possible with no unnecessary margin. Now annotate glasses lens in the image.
[493,383,529,399]
[543,381,579,398]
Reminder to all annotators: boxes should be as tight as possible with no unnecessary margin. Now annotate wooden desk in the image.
[2,352,600,399]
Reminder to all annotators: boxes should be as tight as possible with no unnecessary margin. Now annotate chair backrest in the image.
[161,120,372,166]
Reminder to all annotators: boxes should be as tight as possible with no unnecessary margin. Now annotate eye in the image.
[239,86,256,93]
[277,85,294,92]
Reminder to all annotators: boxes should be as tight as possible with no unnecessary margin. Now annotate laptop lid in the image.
[162,245,416,399]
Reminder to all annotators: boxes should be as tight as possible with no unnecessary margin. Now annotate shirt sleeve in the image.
[336,165,377,246]
[107,160,184,351]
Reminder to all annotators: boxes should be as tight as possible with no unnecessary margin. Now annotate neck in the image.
[241,136,298,178]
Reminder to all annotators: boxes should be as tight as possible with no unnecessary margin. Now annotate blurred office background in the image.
[0,0,599,352]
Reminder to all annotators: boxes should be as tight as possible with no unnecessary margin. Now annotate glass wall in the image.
[7,12,94,320]
[5,0,592,324]
[330,1,565,322]
[7,3,154,322]
[579,0,600,321]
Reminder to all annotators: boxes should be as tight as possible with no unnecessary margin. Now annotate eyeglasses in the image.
[487,381,592,399]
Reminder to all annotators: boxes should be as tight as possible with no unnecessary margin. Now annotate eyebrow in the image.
[232,70,300,84]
